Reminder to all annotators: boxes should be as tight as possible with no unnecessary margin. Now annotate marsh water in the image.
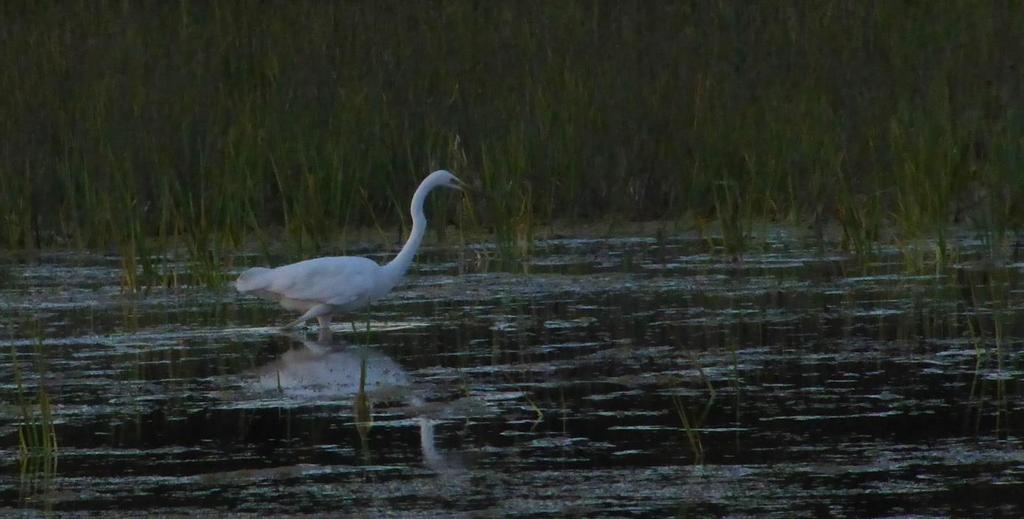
[2,232,1023,517]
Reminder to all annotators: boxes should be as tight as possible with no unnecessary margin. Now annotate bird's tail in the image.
[235,267,272,292]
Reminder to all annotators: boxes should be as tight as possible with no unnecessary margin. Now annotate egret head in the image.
[428,169,467,191]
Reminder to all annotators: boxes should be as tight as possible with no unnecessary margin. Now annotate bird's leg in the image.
[282,304,331,331]
[281,317,305,330]
[316,315,333,342]
[362,310,372,344]
[345,313,370,335]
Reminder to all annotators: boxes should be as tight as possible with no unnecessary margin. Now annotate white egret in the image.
[235,169,466,330]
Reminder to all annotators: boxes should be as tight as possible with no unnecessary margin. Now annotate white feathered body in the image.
[235,256,393,314]
[235,169,463,329]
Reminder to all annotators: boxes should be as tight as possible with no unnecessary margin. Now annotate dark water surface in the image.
[2,234,1023,517]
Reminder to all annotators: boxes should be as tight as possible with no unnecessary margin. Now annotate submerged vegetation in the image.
[1,2,1023,275]
[11,339,58,509]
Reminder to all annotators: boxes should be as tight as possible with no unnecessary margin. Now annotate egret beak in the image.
[451,176,470,192]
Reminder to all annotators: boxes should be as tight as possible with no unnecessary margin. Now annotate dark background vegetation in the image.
[2,1,1023,258]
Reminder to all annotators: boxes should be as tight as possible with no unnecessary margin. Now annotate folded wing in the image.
[237,256,380,308]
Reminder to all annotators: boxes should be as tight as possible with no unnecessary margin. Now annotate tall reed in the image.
[1,2,1021,272]
[12,342,58,470]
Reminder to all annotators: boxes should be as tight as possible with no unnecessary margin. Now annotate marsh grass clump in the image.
[11,342,59,483]
[1,2,1023,274]
[957,265,1016,437]
[671,393,715,466]
[668,351,718,465]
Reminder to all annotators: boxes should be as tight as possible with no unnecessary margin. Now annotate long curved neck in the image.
[381,180,431,287]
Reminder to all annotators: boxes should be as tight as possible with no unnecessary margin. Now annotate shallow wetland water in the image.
[2,233,1023,516]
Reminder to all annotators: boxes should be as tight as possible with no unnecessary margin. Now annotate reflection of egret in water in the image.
[253,334,411,401]
[250,332,470,472]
